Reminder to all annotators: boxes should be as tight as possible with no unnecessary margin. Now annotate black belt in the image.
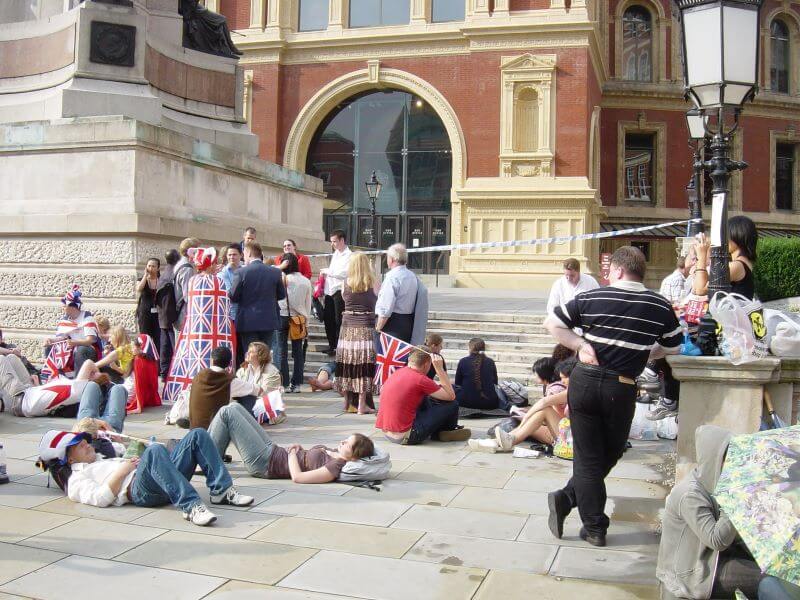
[576,362,636,386]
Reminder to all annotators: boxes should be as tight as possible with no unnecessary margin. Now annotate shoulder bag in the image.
[285,275,308,341]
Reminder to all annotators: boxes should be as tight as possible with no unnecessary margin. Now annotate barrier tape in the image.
[305,218,701,258]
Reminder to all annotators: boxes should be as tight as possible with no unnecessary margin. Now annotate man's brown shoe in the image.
[437,427,471,442]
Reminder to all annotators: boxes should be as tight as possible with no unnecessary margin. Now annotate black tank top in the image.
[730,260,755,300]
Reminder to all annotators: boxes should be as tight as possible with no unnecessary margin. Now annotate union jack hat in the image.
[38,430,91,464]
[189,247,217,272]
[61,284,82,308]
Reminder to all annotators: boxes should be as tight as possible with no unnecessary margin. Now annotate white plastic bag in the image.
[709,292,769,365]
[766,310,800,357]
[165,390,190,425]
[656,415,678,440]
[629,401,658,441]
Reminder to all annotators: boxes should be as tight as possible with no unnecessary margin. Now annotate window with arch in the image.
[622,6,653,82]
[770,19,790,94]
[513,88,538,152]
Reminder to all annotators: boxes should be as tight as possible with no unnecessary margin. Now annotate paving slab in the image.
[33,496,157,524]
[0,542,66,586]
[373,444,469,466]
[0,482,63,509]
[208,580,351,599]
[391,505,527,541]
[346,479,463,506]
[232,476,352,496]
[0,506,76,543]
[1,554,224,599]
[193,484,282,509]
[502,468,573,493]
[131,505,280,539]
[5,458,41,480]
[473,570,659,600]
[116,530,317,585]
[18,517,166,559]
[605,477,668,500]
[519,514,660,553]
[251,516,423,558]
[549,545,659,586]
[448,486,549,516]
[252,491,412,527]
[396,462,514,488]
[404,532,558,573]
[279,550,487,600]
[1,438,42,460]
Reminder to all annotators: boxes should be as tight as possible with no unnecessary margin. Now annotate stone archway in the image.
[284,62,467,188]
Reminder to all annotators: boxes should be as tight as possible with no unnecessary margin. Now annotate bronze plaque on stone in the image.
[90,21,136,67]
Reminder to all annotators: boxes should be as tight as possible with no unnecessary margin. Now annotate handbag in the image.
[766,310,800,358]
[552,417,574,460]
[285,275,307,341]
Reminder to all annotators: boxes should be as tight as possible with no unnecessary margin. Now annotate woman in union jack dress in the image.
[163,248,236,404]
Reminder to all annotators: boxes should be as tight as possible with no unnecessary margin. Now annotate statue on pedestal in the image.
[179,0,242,59]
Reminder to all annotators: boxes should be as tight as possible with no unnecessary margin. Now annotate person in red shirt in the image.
[376,349,470,445]
[274,239,312,280]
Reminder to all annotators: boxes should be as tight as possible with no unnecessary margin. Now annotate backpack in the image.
[497,380,529,407]
[157,262,191,328]
[338,445,392,482]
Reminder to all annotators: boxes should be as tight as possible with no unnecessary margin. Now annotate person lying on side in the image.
[208,401,374,483]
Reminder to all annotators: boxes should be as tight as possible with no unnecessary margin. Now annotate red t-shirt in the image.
[376,367,441,433]
[274,253,313,279]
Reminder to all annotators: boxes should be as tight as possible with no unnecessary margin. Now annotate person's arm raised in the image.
[429,355,455,401]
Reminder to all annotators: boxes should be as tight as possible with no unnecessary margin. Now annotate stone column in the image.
[467,0,490,18]
[265,0,288,33]
[250,0,266,29]
[329,0,346,30]
[667,356,782,482]
[411,0,430,25]
[493,0,509,16]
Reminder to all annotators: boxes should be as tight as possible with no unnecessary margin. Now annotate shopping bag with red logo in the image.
[684,294,708,325]
[252,390,286,425]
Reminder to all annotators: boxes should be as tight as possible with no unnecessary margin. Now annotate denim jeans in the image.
[404,397,459,445]
[559,363,637,536]
[76,382,127,433]
[128,429,232,512]
[758,576,800,600]
[159,328,175,378]
[72,345,97,375]
[275,316,305,387]
[208,402,274,476]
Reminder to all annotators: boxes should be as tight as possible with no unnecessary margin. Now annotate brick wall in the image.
[219,0,250,31]
[509,0,550,10]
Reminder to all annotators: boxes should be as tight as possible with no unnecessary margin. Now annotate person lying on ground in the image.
[37,428,253,526]
[308,361,335,392]
[208,402,374,483]
[2,355,128,432]
[469,357,576,453]
[375,349,471,445]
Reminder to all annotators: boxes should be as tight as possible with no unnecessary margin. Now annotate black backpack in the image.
[156,262,191,328]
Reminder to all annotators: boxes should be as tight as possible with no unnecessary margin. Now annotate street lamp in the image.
[365,171,382,249]
[673,0,763,295]
[685,109,708,237]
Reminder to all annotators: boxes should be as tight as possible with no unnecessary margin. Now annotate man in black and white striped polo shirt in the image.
[544,246,682,547]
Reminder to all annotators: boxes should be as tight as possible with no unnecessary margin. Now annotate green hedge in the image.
[755,237,800,302]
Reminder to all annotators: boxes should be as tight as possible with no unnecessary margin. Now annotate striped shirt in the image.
[552,280,682,378]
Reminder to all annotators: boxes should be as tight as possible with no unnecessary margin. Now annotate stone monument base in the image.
[0,116,327,355]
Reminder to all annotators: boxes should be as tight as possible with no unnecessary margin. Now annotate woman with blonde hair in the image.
[235,341,283,420]
[335,252,377,414]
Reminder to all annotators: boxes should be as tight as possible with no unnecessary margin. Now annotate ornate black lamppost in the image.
[673,0,763,296]
[364,171,382,249]
[685,109,708,237]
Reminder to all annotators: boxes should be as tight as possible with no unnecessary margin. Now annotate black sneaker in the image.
[547,490,572,539]
[176,418,190,429]
[579,527,607,547]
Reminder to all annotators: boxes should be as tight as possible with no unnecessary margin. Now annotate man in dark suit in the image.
[229,241,285,355]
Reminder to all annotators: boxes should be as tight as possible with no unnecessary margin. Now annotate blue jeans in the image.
[398,397,459,445]
[76,382,127,433]
[758,577,800,600]
[208,402,274,476]
[275,316,305,387]
[128,429,232,512]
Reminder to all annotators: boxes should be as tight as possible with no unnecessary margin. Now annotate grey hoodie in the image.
[656,425,738,599]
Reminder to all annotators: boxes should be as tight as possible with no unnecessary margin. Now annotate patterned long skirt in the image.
[334,326,375,395]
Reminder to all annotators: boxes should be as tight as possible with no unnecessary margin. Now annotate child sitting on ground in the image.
[468,357,576,453]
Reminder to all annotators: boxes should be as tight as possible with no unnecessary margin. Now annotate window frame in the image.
[431,0,465,23]
[348,0,411,28]
[771,131,799,213]
[616,120,666,207]
[298,0,330,32]
[621,5,654,83]
[613,1,666,84]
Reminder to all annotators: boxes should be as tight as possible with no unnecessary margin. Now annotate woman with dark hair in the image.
[694,215,757,299]
[276,253,312,392]
[136,258,161,347]
[454,337,500,410]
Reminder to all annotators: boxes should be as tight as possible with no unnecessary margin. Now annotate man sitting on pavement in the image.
[546,258,599,316]
[184,346,262,430]
[375,349,470,445]
[37,428,253,526]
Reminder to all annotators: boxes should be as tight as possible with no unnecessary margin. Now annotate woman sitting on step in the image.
[454,337,500,410]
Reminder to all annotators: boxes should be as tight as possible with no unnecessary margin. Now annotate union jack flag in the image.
[374,332,414,388]
[163,274,236,404]
[136,333,159,362]
[40,341,74,383]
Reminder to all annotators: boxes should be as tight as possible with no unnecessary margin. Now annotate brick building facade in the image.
[210,0,800,288]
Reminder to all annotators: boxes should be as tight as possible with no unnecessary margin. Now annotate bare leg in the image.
[357,391,375,415]
[75,359,100,381]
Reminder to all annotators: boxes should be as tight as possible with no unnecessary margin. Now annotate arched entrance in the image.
[307,89,451,273]
[284,66,466,274]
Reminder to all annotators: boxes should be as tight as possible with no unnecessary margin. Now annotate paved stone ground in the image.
[0,393,671,600]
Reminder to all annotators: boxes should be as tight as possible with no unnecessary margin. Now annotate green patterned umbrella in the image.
[715,425,800,586]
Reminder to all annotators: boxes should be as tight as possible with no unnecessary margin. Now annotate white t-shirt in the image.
[546,273,600,315]
[22,377,88,417]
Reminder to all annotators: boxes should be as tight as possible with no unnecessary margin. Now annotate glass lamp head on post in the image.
[365,171,382,249]
[673,0,763,297]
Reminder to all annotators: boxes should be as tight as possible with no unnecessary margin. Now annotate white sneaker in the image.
[183,504,218,526]
[468,438,499,453]
[646,399,678,421]
[495,427,515,452]
[210,487,254,507]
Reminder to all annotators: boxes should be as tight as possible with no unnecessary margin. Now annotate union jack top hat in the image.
[61,284,82,308]
[38,430,91,464]
[189,247,217,272]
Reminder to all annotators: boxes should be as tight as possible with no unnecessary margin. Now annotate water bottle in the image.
[679,318,702,356]
[0,443,9,484]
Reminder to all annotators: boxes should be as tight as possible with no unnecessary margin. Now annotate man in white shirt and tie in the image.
[319,229,352,355]
[546,258,599,316]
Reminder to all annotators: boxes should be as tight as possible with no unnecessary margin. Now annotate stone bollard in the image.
[667,355,786,482]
